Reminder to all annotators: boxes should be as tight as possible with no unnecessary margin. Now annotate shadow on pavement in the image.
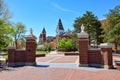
[35,65,49,68]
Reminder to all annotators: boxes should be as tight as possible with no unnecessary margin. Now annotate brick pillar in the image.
[100,46,113,69]
[8,46,16,67]
[78,28,89,67]
[25,35,36,66]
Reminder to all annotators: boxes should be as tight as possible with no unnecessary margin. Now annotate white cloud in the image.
[52,2,78,14]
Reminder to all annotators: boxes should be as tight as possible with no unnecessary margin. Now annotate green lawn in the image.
[36,50,49,55]
[3,54,8,58]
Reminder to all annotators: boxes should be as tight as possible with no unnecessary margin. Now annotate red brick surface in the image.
[15,50,26,62]
[101,47,113,69]
[88,49,102,64]
[36,55,79,63]
[8,36,36,66]
[8,49,16,63]
[0,67,120,80]
[1,54,120,80]
[79,38,89,65]
[78,36,113,68]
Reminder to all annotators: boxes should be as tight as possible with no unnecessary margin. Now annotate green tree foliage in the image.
[58,38,76,51]
[73,11,102,46]
[0,0,26,50]
[0,0,11,22]
[0,21,13,49]
[102,5,120,51]
[71,31,78,50]
[0,0,13,50]
[12,22,26,49]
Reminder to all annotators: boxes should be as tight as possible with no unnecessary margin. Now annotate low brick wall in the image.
[8,48,27,66]
[64,52,79,56]
[15,50,26,63]
[36,54,46,57]
[115,60,120,70]
[8,35,37,67]
[88,48,102,67]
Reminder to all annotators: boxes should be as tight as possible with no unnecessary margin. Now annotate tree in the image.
[0,0,13,50]
[73,11,102,46]
[102,5,120,51]
[12,22,26,49]
[0,21,13,49]
[0,0,11,22]
[71,31,78,50]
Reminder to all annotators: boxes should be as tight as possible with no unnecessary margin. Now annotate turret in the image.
[39,27,46,43]
[56,19,64,36]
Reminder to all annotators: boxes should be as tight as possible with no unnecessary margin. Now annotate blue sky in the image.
[4,0,120,40]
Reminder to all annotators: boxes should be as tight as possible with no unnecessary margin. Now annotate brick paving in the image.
[0,67,120,80]
[0,54,120,80]
[36,54,79,63]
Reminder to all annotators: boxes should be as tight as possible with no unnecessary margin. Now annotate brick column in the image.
[8,46,16,67]
[100,45,113,69]
[78,27,89,67]
[78,38,89,66]
[25,35,36,66]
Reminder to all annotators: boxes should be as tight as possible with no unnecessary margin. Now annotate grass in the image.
[0,51,8,59]
[3,54,8,58]
[36,50,49,55]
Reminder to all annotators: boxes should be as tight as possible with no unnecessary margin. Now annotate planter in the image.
[115,60,120,70]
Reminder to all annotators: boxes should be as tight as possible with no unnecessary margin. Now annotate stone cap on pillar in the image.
[99,43,112,48]
[7,46,16,49]
[78,24,88,38]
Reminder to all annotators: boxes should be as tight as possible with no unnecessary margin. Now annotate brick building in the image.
[53,19,72,49]
[39,28,46,43]
[38,19,72,49]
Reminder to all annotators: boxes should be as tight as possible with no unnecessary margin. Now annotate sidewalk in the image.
[0,53,120,80]
[0,66,119,80]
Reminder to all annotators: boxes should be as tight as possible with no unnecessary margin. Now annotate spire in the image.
[56,19,64,30]
[68,28,70,32]
[42,27,46,33]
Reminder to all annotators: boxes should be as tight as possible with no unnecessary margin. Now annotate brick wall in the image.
[78,30,113,68]
[88,49,102,67]
[8,36,36,67]
[101,47,113,69]
[79,38,89,66]
[15,50,26,63]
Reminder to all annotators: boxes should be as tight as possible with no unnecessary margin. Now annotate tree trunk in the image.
[14,35,18,49]
[115,42,118,53]
[15,40,18,49]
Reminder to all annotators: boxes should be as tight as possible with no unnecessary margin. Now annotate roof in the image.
[56,19,64,30]
[100,19,107,24]
[63,29,72,36]
[42,28,46,33]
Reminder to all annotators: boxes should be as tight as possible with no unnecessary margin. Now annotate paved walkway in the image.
[0,53,120,80]
[36,54,79,63]
[0,67,120,80]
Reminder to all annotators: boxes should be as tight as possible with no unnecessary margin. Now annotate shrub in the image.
[58,38,77,52]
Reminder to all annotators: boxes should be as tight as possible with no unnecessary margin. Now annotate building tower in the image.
[39,27,46,43]
[55,19,65,49]
[56,19,64,36]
